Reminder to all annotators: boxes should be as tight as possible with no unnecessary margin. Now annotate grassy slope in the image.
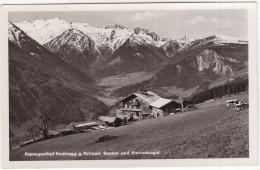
[10,94,249,160]
[97,71,155,92]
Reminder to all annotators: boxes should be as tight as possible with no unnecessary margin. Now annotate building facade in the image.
[150,98,181,117]
[120,91,160,119]
[119,90,181,119]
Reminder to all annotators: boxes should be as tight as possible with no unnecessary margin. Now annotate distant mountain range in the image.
[14,18,247,77]
[14,18,188,76]
[9,18,248,139]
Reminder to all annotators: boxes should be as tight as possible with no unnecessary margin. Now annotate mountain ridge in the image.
[8,22,108,140]
[44,28,102,74]
[15,18,248,77]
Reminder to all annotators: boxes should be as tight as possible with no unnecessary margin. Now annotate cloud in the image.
[223,18,230,23]
[129,11,168,21]
[114,17,121,21]
[186,16,221,25]
[209,17,219,24]
[186,16,206,25]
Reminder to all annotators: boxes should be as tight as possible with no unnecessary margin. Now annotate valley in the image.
[8,18,248,145]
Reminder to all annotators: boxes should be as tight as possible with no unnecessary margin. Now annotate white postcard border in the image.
[1,2,258,168]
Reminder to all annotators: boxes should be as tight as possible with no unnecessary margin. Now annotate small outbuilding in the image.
[57,127,75,135]
[150,98,181,116]
[182,100,193,108]
[48,130,62,138]
[73,122,98,129]
[98,116,123,127]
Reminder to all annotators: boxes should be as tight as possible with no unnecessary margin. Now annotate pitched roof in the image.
[48,130,61,135]
[122,108,142,112]
[125,91,160,104]
[75,122,98,128]
[116,115,129,120]
[57,127,74,132]
[121,91,161,104]
[149,98,173,109]
[70,121,93,126]
[98,116,117,123]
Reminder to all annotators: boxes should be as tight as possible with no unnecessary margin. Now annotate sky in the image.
[9,10,248,40]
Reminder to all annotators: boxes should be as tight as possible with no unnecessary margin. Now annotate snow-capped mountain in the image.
[15,18,131,55]
[14,18,248,78]
[15,18,74,45]
[44,28,101,74]
[183,35,248,51]
[161,36,193,58]
[98,33,168,76]
[133,27,168,46]
[8,22,44,53]
[174,35,248,75]
[15,18,173,76]
[15,18,169,55]
[151,35,248,88]
[206,35,247,45]
[161,34,247,58]
[112,34,248,98]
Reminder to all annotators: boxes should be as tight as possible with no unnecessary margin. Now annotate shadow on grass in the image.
[95,135,118,143]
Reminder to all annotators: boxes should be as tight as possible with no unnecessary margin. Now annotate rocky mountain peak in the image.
[179,36,193,43]
[64,28,86,36]
[203,35,248,44]
[134,27,162,41]
[44,27,96,52]
[8,22,43,53]
[104,24,127,30]
[43,27,100,74]
[8,22,24,47]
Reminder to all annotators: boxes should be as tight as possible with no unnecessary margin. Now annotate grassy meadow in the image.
[10,94,249,160]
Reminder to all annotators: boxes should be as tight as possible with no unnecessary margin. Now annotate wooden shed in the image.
[98,116,123,127]
[150,98,181,116]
